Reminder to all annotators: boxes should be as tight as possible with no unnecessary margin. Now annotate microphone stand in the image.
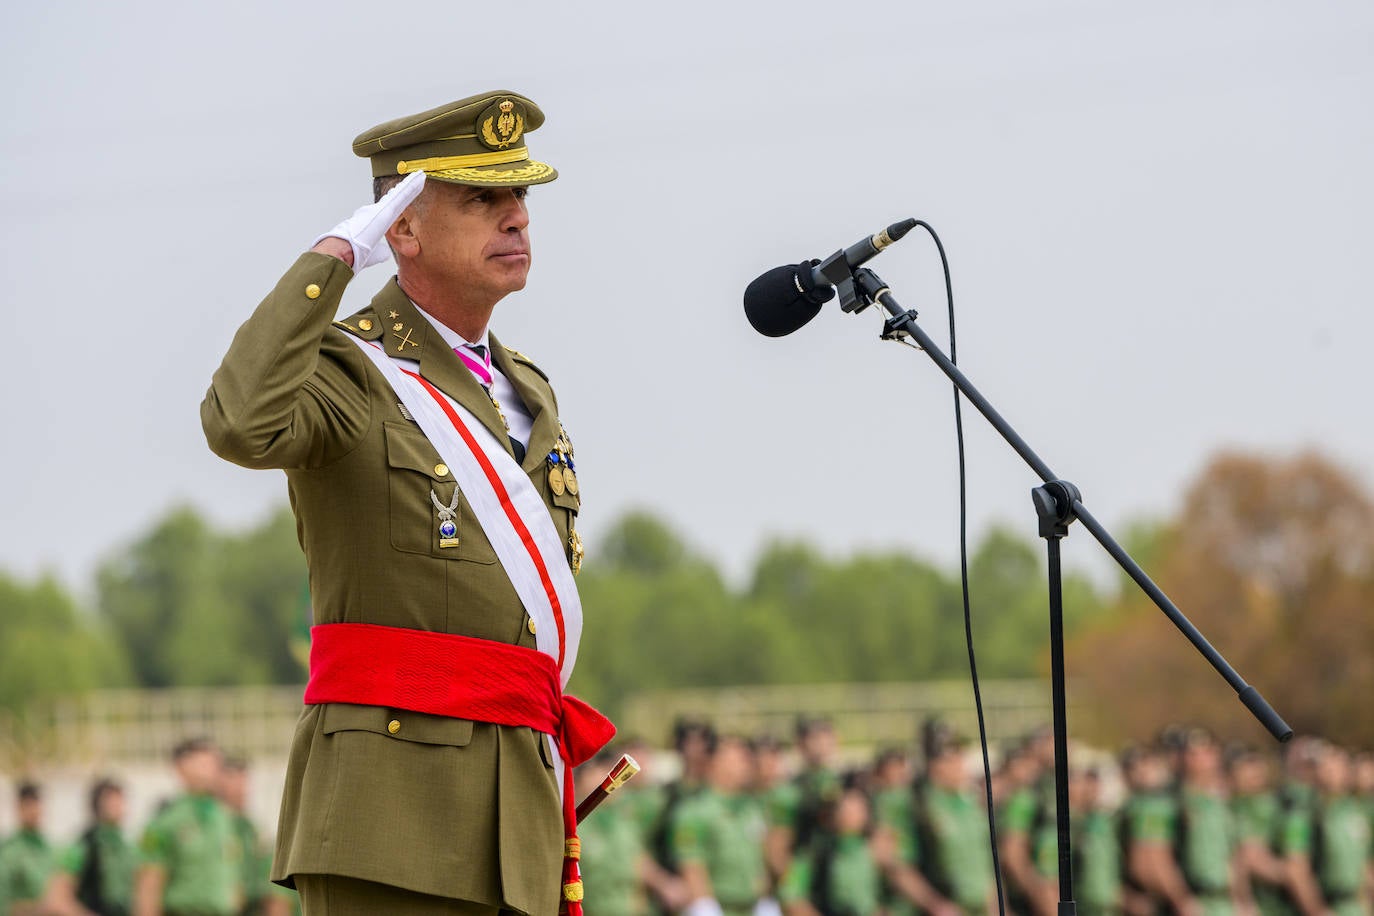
[838,265,1292,916]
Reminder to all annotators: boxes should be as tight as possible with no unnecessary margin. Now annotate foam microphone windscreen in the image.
[743,264,834,337]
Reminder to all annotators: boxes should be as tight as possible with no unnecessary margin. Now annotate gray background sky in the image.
[3,1,1371,593]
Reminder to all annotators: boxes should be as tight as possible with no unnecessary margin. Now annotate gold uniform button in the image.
[527,617,537,635]
[358,318,374,331]
[305,283,321,299]
[387,719,401,735]
[434,463,449,477]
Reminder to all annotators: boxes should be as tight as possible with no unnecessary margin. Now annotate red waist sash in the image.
[304,622,614,911]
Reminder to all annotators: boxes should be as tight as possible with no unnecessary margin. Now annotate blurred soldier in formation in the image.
[650,718,717,894]
[765,718,840,885]
[1030,767,1121,916]
[750,734,791,912]
[910,719,995,915]
[619,736,667,848]
[134,738,241,916]
[1120,743,1194,915]
[575,749,686,916]
[871,727,966,916]
[0,781,56,916]
[576,751,650,916]
[1278,742,1372,916]
[777,779,883,916]
[46,778,137,916]
[1227,747,1288,916]
[670,734,769,916]
[868,747,930,916]
[1172,728,1243,915]
[998,729,1056,916]
[215,758,274,916]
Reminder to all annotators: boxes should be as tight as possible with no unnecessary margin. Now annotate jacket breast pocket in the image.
[384,422,498,564]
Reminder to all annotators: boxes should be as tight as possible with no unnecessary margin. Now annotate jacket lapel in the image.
[369,281,513,451]
[490,333,558,474]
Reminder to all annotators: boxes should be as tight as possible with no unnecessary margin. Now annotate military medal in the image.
[555,426,580,498]
[569,526,584,575]
[547,451,567,496]
[430,487,461,548]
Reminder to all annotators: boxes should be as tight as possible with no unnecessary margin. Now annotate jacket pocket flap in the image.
[321,703,475,747]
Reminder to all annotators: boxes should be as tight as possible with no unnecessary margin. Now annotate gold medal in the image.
[564,468,579,496]
[548,464,566,496]
[569,527,584,575]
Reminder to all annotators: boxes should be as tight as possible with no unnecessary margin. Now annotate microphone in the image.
[744,218,918,337]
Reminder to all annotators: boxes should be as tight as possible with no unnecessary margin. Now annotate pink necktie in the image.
[454,343,493,388]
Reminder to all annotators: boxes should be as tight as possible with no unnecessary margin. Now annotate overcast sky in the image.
[3,1,1371,596]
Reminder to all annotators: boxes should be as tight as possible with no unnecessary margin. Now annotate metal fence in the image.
[1,679,1062,770]
[1,686,307,770]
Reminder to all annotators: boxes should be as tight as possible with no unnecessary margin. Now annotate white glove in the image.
[683,898,725,916]
[313,170,426,272]
[753,900,782,916]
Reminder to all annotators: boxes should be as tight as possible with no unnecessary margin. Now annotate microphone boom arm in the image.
[849,265,1292,741]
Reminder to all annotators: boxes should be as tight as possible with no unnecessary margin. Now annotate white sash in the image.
[347,336,582,687]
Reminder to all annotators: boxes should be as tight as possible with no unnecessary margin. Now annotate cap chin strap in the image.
[397,147,530,174]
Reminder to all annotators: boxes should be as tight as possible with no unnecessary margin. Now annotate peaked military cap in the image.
[353,90,557,187]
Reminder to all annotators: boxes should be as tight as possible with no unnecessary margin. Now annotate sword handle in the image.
[575,754,641,824]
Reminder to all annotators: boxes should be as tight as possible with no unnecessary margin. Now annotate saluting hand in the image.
[311,170,426,271]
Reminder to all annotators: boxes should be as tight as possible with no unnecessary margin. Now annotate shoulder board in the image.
[504,346,549,381]
[333,312,384,341]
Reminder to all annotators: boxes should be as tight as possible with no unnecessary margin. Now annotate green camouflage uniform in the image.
[140,794,242,916]
[1033,809,1121,916]
[229,811,269,915]
[1175,787,1236,916]
[769,768,840,853]
[1000,784,1041,914]
[60,822,138,916]
[777,834,881,916]
[0,827,56,914]
[916,783,993,914]
[1120,789,1176,915]
[1281,794,1371,916]
[622,784,666,845]
[578,799,647,916]
[1232,790,1285,916]
[872,786,919,916]
[671,788,767,916]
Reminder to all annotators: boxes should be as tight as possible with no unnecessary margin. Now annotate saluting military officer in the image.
[202,90,611,915]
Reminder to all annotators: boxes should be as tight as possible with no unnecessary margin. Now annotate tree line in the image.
[2,450,1370,747]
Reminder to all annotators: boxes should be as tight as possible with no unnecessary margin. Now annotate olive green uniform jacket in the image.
[201,253,582,915]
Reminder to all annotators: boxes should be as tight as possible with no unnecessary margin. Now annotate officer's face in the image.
[405,182,532,307]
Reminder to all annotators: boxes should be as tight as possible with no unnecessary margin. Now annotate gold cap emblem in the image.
[478,97,525,150]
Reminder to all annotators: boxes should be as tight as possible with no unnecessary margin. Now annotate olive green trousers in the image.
[295,874,521,915]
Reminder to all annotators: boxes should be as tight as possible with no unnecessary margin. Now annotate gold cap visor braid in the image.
[353,90,558,188]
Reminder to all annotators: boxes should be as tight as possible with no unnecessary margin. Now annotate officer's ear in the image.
[386,191,426,259]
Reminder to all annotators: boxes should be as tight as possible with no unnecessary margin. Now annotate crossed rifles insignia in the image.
[479,98,525,150]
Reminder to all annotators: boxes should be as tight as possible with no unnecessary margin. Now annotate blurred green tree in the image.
[96,504,307,688]
[0,571,129,715]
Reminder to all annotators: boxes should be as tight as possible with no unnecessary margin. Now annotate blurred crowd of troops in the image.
[0,738,294,916]
[573,718,1372,916]
[1,721,1371,916]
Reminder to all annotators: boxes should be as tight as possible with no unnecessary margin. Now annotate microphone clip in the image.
[814,250,871,314]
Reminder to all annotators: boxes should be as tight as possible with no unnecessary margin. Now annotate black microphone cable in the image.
[908,221,1008,916]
